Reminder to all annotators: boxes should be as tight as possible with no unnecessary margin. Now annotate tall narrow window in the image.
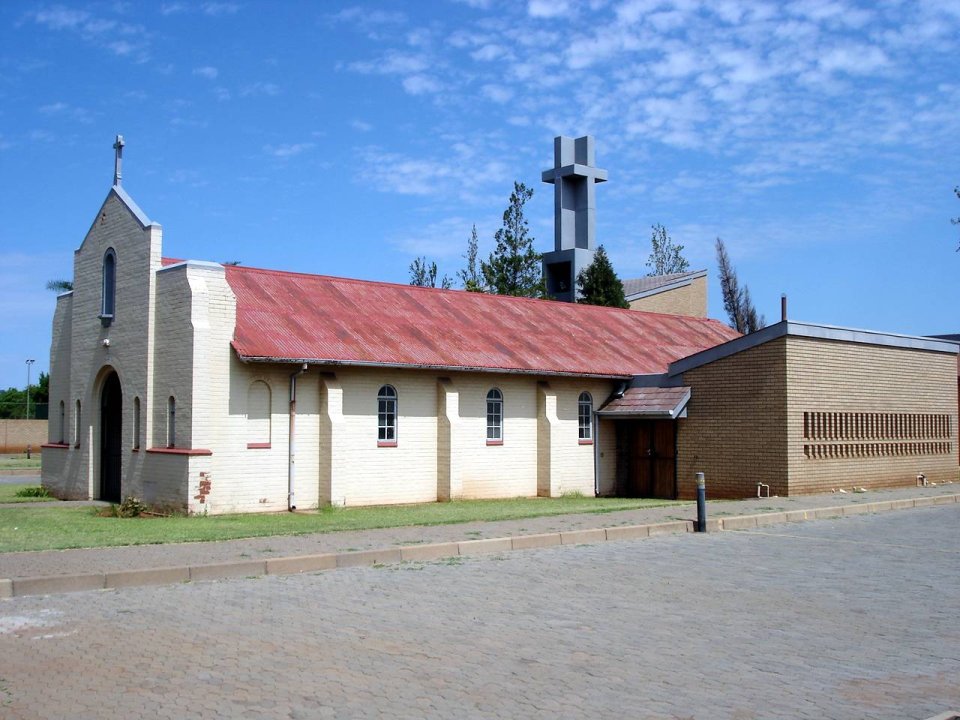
[133,397,141,450]
[486,388,503,443]
[377,385,397,444]
[58,401,65,444]
[247,381,271,448]
[101,248,117,322]
[74,399,81,447]
[167,396,176,448]
[578,392,593,442]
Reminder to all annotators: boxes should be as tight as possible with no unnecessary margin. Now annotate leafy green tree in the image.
[35,372,49,405]
[481,182,546,298]
[646,223,690,276]
[715,237,764,334]
[577,245,629,308]
[46,279,73,292]
[409,256,452,289]
[458,224,484,292]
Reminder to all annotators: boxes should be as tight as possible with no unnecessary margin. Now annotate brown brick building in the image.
[597,322,958,500]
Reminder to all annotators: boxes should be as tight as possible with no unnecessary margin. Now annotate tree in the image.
[409,257,452,289]
[715,237,765,334]
[577,245,629,308]
[646,223,689,276]
[458,224,484,292]
[46,279,73,292]
[481,182,546,298]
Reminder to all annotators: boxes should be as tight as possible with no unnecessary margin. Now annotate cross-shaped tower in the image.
[541,135,607,302]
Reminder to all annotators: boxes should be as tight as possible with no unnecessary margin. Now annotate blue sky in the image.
[1,0,958,391]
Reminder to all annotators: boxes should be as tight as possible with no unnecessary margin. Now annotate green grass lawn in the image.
[0,455,42,469]
[0,496,681,553]
[0,484,55,504]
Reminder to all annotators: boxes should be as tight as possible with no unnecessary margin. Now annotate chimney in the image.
[781,293,788,322]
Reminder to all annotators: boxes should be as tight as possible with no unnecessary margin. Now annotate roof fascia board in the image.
[79,185,157,253]
[785,321,960,353]
[669,319,959,377]
[110,185,155,228]
[233,352,631,380]
[157,260,224,274]
[628,373,685,388]
[625,270,707,301]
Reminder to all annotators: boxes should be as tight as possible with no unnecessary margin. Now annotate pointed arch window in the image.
[74,399,82,447]
[101,248,116,324]
[486,388,503,444]
[578,392,593,443]
[58,401,65,444]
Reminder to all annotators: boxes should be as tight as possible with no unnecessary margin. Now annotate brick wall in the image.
[785,336,958,493]
[0,420,47,453]
[629,276,707,318]
[675,333,958,501]
[677,338,789,499]
[42,190,162,502]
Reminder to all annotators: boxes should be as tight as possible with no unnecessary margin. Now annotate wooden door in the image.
[627,420,676,499]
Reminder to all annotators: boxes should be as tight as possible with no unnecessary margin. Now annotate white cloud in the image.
[528,0,574,19]
[264,143,315,159]
[402,75,442,95]
[481,84,513,103]
[390,216,479,260]
[817,45,889,75]
[31,7,89,30]
[240,82,280,97]
[37,101,94,123]
[351,120,373,132]
[358,148,459,196]
[201,2,239,16]
[350,52,428,76]
[28,6,149,61]
[471,44,507,62]
[193,66,219,79]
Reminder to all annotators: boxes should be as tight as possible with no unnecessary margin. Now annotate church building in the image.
[41,136,958,514]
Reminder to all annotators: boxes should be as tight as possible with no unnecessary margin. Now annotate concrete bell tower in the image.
[541,135,607,302]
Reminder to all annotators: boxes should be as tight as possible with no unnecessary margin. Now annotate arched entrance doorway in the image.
[100,371,122,502]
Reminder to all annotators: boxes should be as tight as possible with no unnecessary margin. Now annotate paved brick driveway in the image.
[1,506,958,719]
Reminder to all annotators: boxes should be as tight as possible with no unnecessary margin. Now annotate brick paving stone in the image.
[1,505,959,718]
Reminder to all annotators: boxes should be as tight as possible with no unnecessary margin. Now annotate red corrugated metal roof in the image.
[223,265,740,378]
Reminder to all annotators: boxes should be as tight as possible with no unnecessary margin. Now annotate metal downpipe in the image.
[288,363,308,511]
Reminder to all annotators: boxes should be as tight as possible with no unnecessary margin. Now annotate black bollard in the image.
[696,472,706,532]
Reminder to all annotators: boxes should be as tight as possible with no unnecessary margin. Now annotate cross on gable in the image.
[113,134,125,186]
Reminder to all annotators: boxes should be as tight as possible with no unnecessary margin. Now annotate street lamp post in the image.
[25,359,35,420]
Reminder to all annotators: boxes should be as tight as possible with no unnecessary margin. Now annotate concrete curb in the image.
[2,493,958,599]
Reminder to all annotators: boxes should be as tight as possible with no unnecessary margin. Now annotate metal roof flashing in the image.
[596,386,692,419]
[157,260,225,274]
[109,185,155,228]
[624,270,707,301]
[231,351,634,380]
[668,320,959,377]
